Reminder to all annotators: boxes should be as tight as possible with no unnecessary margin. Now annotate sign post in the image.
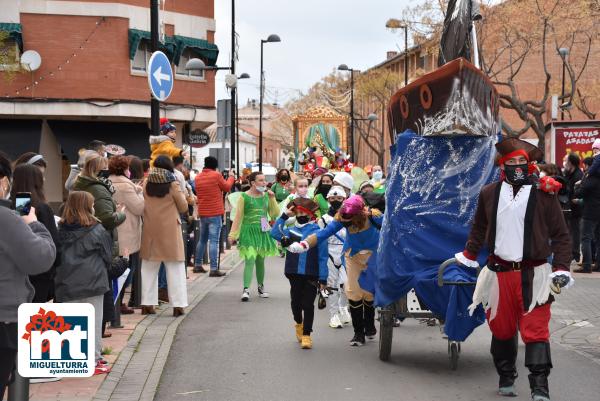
[148,51,174,102]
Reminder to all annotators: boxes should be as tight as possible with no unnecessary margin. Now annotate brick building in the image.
[0,0,219,204]
[354,8,599,169]
[237,100,292,169]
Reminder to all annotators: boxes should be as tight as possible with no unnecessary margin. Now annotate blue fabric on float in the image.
[359,130,499,341]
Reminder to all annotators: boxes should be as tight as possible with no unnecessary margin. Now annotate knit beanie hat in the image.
[327,185,348,199]
[593,138,600,150]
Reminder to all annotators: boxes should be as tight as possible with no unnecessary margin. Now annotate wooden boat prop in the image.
[388,57,499,138]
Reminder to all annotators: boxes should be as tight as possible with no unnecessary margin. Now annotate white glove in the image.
[454,252,480,269]
[288,241,309,254]
[549,271,574,294]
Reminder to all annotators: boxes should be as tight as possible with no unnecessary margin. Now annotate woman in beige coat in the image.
[109,156,144,314]
[140,156,189,316]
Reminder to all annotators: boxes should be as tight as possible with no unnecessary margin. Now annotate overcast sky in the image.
[213,0,413,107]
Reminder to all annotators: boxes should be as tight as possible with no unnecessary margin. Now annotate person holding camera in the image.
[0,151,56,398]
[193,156,235,276]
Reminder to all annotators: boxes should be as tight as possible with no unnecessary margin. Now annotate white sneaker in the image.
[339,307,351,324]
[241,288,250,302]
[329,314,343,328]
[257,285,270,298]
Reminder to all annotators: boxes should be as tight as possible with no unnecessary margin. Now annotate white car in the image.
[251,163,278,183]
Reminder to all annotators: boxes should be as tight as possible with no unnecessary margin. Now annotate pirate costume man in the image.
[455,138,573,401]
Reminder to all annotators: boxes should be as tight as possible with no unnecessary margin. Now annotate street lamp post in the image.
[403,25,408,86]
[185,59,249,173]
[338,64,356,161]
[258,34,281,171]
[385,19,409,86]
[236,72,250,176]
[558,47,569,121]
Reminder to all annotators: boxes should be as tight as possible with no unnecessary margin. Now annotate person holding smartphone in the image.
[0,151,56,398]
[11,163,60,303]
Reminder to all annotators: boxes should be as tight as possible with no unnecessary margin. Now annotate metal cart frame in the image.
[378,258,479,370]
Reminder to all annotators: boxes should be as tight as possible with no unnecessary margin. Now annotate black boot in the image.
[348,299,365,346]
[525,342,552,401]
[363,299,377,339]
[490,335,518,396]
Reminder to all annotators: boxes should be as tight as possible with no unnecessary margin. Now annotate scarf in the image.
[147,167,176,184]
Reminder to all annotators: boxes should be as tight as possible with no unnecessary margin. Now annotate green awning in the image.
[0,22,23,53]
[128,29,177,61]
[173,35,219,66]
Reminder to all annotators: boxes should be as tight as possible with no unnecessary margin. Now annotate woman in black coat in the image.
[11,163,59,302]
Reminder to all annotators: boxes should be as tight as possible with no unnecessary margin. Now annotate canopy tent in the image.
[128,29,218,66]
[0,23,23,53]
[361,130,499,341]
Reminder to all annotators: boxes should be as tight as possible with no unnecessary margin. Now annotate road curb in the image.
[93,253,244,401]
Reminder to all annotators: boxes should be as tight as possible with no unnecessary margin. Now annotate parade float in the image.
[369,0,499,369]
[291,105,353,173]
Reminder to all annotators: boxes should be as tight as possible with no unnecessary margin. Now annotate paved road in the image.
[156,257,600,401]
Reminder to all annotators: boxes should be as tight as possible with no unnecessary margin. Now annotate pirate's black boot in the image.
[348,299,365,346]
[363,299,377,339]
[491,335,519,397]
[525,342,552,401]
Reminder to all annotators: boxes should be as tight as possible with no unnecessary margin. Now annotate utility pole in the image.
[230,0,236,173]
[150,0,160,136]
[349,69,355,162]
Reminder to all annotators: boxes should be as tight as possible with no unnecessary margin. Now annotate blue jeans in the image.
[159,262,167,289]
[581,218,600,270]
[194,216,223,271]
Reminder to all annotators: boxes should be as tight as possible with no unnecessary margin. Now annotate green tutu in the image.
[238,224,278,259]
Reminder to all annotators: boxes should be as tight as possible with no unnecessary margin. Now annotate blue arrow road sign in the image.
[147,51,173,102]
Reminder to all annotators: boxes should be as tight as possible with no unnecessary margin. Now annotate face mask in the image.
[98,169,110,179]
[318,184,332,195]
[504,163,529,186]
[373,171,383,181]
[255,185,267,193]
[330,200,343,211]
[296,215,311,225]
[280,176,289,182]
[342,220,353,228]
[297,187,308,197]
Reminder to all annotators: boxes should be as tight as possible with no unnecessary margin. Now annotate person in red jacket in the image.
[194,156,235,276]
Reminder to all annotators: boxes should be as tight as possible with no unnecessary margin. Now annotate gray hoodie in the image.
[0,205,56,322]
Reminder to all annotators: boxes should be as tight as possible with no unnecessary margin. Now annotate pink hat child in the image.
[339,195,365,218]
[592,138,600,153]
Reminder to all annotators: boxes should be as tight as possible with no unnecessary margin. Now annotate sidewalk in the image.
[550,271,600,365]
[15,249,242,401]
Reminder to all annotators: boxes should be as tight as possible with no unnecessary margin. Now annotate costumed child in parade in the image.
[289,194,382,346]
[332,172,354,197]
[455,138,573,401]
[313,172,334,216]
[270,198,328,349]
[229,172,280,302]
[149,118,186,165]
[318,185,351,328]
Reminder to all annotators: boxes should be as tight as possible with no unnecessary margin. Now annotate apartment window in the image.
[0,37,20,70]
[176,49,204,79]
[131,41,151,72]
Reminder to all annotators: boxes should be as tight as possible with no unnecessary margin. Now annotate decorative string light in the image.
[5,16,106,97]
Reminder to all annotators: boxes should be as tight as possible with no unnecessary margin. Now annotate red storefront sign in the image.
[554,127,600,167]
